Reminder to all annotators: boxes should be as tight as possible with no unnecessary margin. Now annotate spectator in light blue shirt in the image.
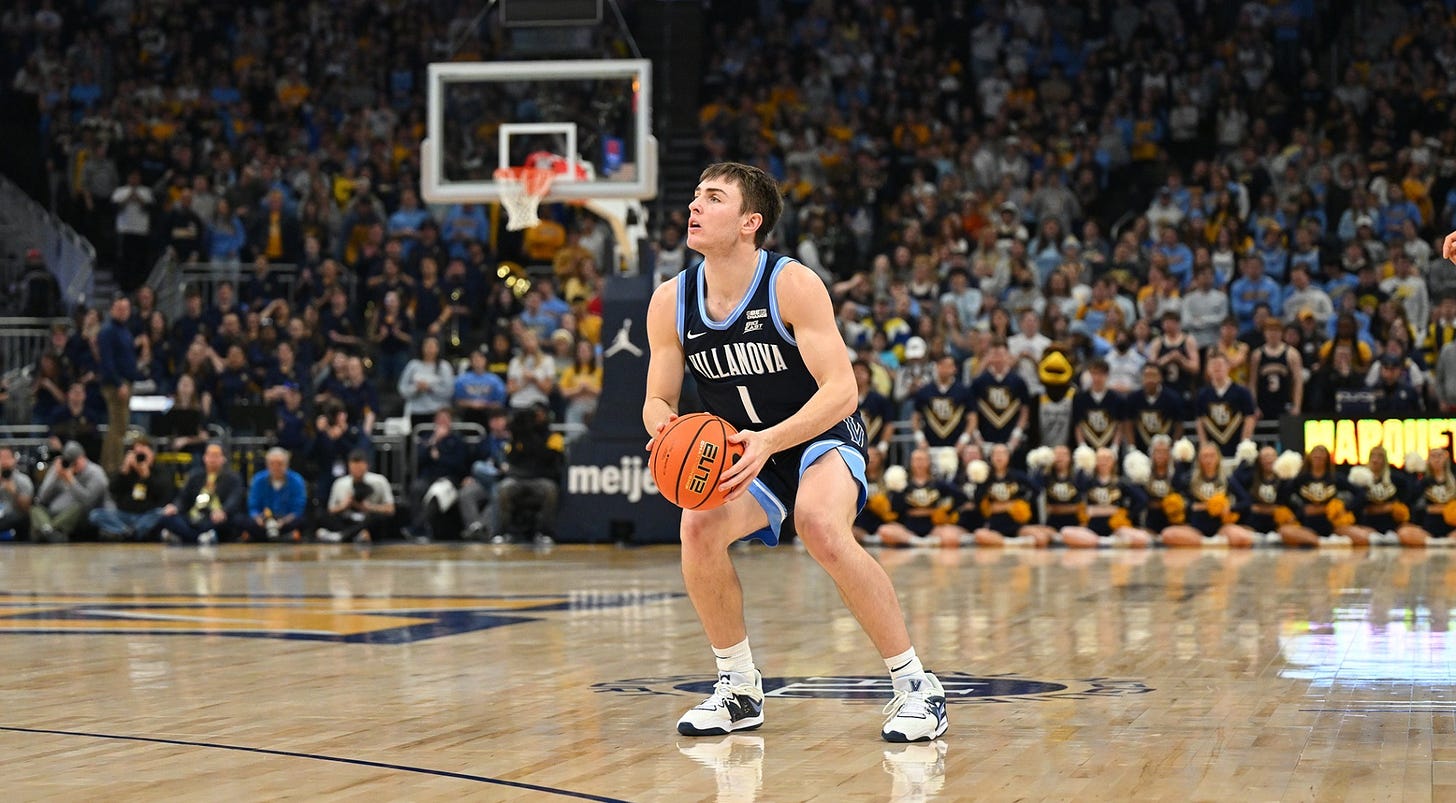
[1254,226,1289,282]
[387,188,432,258]
[1153,227,1194,289]
[1380,185,1422,242]
[1229,255,1283,333]
[455,348,509,415]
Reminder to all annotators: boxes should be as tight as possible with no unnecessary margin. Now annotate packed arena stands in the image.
[5,0,1456,546]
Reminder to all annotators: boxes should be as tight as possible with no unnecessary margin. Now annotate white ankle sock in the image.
[885,647,925,690]
[713,638,755,681]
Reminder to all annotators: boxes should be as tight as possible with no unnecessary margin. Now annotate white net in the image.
[494,167,556,231]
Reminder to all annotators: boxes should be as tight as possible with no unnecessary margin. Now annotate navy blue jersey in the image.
[889,479,966,537]
[1194,382,1255,457]
[1253,344,1295,419]
[913,381,972,447]
[1126,386,1185,452]
[859,390,896,447]
[678,251,835,433]
[968,370,1029,444]
[1038,468,1084,527]
[1072,388,1123,448]
[1178,468,1249,536]
[1374,381,1422,414]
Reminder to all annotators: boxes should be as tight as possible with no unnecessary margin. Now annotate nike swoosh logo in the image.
[687,331,707,339]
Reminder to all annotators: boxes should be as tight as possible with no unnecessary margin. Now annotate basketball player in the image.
[643,163,948,743]
[1249,316,1302,421]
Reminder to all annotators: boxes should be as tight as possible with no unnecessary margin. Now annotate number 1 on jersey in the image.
[736,385,763,425]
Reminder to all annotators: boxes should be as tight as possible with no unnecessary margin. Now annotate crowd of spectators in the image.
[3,0,611,543]
[675,0,1456,472]
[12,0,1456,543]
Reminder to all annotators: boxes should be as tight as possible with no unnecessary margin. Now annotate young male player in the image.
[643,162,948,743]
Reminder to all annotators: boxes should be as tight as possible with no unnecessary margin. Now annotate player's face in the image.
[688,179,753,253]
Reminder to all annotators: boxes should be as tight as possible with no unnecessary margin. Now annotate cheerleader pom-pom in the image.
[1122,450,1151,484]
[1406,451,1428,474]
[967,459,990,484]
[884,465,908,492]
[1236,439,1258,466]
[1073,445,1097,473]
[1346,465,1374,489]
[1026,446,1055,472]
[1274,450,1304,480]
[1172,437,1196,463]
[932,447,961,480]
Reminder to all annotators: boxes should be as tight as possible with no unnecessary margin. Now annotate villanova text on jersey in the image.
[677,250,860,440]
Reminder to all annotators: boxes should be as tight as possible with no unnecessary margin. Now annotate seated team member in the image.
[155,442,246,546]
[1347,445,1421,546]
[318,450,397,544]
[243,448,308,542]
[1131,435,1186,533]
[1161,442,1256,547]
[1072,359,1124,450]
[30,441,108,543]
[1233,446,1293,537]
[875,448,967,548]
[89,436,169,540]
[1279,445,1365,547]
[1193,353,1256,459]
[971,443,1047,546]
[1061,447,1152,548]
[852,448,895,544]
[0,446,35,540]
[1412,447,1456,541]
[1125,363,1185,454]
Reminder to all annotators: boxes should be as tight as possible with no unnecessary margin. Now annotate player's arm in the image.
[719,263,857,498]
[1248,350,1262,408]
[1443,230,1456,263]
[642,277,684,442]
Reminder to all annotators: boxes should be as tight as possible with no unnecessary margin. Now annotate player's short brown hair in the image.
[699,162,783,247]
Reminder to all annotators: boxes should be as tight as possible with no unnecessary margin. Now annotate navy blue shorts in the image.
[743,417,869,546]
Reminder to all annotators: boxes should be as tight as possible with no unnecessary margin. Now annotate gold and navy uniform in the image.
[1418,473,1456,537]
[1359,468,1412,532]
[1139,466,1184,531]
[1194,382,1255,458]
[859,390,896,449]
[1152,334,1197,396]
[1079,474,1146,537]
[1038,468,1084,528]
[1422,318,1456,368]
[1233,465,1285,532]
[912,380,971,448]
[1285,471,1346,537]
[1072,388,1124,449]
[678,251,869,546]
[1253,344,1295,421]
[855,476,892,534]
[1177,469,1249,537]
[888,479,966,537]
[973,469,1038,536]
[969,369,1029,444]
[1126,386,1185,453]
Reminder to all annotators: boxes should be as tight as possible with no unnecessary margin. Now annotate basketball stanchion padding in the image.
[650,413,745,511]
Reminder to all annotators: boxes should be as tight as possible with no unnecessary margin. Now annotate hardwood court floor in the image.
[1,543,1453,802]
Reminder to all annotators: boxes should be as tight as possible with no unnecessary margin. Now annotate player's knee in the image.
[794,507,847,557]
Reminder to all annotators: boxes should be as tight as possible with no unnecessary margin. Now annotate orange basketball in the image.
[650,413,745,511]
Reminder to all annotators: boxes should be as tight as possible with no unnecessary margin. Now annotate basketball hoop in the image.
[494,165,557,231]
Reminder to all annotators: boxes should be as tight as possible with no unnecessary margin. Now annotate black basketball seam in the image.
[673,415,713,509]
[693,418,729,511]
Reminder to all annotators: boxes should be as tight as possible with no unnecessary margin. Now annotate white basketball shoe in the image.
[676,670,765,736]
[881,672,949,743]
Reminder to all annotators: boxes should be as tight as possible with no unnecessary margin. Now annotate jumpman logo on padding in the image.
[604,318,643,358]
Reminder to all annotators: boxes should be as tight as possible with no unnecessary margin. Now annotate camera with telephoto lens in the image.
[60,457,73,470]
[1,468,12,480]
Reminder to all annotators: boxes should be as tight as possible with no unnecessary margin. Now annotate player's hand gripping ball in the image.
[650,413,745,511]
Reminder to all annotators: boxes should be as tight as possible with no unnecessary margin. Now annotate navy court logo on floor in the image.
[593,673,1153,703]
[0,590,684,643]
